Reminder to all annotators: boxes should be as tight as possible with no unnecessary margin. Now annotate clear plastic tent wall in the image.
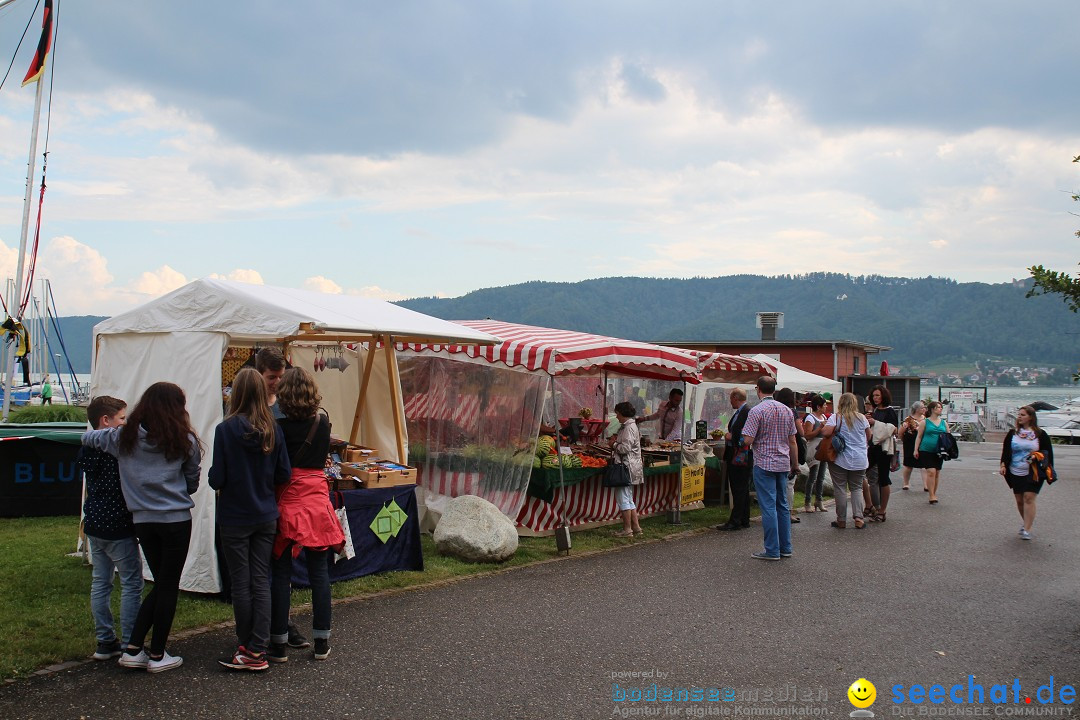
[399,355,547,518]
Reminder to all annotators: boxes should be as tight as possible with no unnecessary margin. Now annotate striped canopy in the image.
[399,320,772,382]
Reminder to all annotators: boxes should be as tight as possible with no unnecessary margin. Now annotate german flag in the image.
[21,0,54,86]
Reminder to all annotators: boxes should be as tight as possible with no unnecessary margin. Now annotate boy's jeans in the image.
[88,535,144,645]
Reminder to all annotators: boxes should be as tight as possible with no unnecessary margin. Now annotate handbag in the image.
[830,416,847,454]
[815,416,844,463]
[602,460,632,487]
[332,492,356,562]
[731,442,750,467]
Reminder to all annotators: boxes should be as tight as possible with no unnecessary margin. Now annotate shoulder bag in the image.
[731,442,750,467]
[815,416,844,463]
[602,460,632,487]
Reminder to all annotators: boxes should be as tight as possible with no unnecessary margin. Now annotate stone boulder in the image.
[433,495,518,563]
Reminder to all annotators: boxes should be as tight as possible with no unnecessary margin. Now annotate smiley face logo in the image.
[848,678,876,709]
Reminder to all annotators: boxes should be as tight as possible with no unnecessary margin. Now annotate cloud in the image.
[210,269,265,285]
[129,265,187,296]
[304,276,343,294]
[345,286,408,302]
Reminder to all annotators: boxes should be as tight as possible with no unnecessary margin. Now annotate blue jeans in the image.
[88,535,144,645]
[219,521,277,654]
[753,466,792,557]
[271,547,332,643]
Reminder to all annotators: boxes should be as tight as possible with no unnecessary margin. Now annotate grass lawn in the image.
[0,500,754,681]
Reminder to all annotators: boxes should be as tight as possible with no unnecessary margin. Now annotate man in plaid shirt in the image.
[741,376,799,560]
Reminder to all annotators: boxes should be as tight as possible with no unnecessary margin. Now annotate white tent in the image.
[688,355,840,432]
[745,354,841,397]
[90,278,496,593]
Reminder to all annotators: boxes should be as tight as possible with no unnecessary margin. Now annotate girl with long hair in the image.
[913,400,946,504]
[270,368,344,662]
[209,368,291,671]
[82,382,202,673]
[820,392,871,529]
[999,405,1054,540]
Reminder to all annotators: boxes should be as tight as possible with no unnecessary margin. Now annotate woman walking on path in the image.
[270,368,345,662]
[899,401,926,491]
[609,401,644,537]
[913,400,947,504]
[802,395,828,512]
[821,393,871,529]
[210,368,291,672]
[865,385,899,522]
[999,405,1054,541]
[82,382,202,673]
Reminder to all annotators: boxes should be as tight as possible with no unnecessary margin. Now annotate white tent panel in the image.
[287,345,405,463]
[91,331,227,594]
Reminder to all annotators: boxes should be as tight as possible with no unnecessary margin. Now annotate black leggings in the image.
[131,520,192,655]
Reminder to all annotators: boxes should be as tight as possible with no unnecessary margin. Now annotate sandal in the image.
[854,518,865,529]
[813,500,825,512]
[790,515,801,523]
[875,512,886,522]
[612,530,635,537]
[632,529,643,536]
[830,520,846,529]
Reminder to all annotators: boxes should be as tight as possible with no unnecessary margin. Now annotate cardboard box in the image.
[339,462,417,489]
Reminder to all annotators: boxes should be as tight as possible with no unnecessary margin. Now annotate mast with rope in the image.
[1,0,55,420]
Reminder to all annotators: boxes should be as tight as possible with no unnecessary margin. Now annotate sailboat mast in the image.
[1,67,46,421]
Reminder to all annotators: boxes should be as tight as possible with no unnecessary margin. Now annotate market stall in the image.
[398,321,772,536]
[89,278,496,593]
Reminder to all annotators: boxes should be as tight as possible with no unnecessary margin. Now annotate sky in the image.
[0,1,1077,316]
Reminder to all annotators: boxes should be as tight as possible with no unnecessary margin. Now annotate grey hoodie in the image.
[82,425,202,524]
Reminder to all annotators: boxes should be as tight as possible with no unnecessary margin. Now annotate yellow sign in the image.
[681,464,705,505]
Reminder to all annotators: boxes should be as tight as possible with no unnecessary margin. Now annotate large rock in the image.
[433,495,518,563]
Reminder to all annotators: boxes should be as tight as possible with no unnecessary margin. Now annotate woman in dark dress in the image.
[865,385,899,522]
[899,401,926,491]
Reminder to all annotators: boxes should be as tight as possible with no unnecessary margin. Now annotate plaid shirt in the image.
[742,397,797,472]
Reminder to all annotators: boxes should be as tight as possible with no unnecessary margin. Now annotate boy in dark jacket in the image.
[81,396,143,660]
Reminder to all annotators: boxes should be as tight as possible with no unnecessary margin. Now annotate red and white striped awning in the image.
[399,320,706,381]
[690,350,777,384]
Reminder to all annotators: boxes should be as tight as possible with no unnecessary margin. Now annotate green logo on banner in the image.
[370,499,408,543]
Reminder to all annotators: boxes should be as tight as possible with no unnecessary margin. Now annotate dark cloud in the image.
[53,1,1078,156]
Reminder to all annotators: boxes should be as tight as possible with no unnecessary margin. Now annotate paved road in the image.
[3,442,1079,719]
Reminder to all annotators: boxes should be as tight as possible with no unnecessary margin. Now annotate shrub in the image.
[7,405,87,424]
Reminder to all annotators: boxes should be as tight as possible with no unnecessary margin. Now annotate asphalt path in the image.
[2,442,1079,719]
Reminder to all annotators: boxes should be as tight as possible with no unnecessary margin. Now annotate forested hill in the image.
[398,274,1079,367]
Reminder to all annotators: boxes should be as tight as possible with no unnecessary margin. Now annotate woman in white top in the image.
[802,395,828,512]
[820,393,871,529]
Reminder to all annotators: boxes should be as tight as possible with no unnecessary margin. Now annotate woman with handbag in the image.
[899,401,926,491]
[820,393,871,529]
[913,400,946,504]
[609,401,644,537]
[269,368,345,662]
[802,395,828,513]
[999,405,1054,541]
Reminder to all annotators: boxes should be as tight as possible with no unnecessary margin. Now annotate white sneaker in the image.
[147,651,183,673]
[1019,526,1025,535]
[117,649,149,670]
[1020,529,1032,541]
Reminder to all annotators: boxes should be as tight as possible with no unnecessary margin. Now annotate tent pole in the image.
[350,338,378,445]
[384,335,407,463]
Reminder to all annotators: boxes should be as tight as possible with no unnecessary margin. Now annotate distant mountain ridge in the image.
[46,316,103,374]
[398,273,1079,367]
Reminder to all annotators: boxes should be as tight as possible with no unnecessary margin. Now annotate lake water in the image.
[923,384,1078,409]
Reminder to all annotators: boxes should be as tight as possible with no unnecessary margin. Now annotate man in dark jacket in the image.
[717,387,752,531]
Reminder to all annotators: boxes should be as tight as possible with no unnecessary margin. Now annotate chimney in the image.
[756,312,784,341]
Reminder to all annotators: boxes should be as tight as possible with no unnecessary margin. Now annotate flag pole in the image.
[2,67,46,421]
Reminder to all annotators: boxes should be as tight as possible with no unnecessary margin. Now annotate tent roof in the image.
[746,354,842,395]
[93,278,499,345]
[400,320,708,380]
[694,350,776,384]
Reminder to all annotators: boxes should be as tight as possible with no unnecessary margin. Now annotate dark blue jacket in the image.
[208,415,291,526]
[79,446,135,540]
